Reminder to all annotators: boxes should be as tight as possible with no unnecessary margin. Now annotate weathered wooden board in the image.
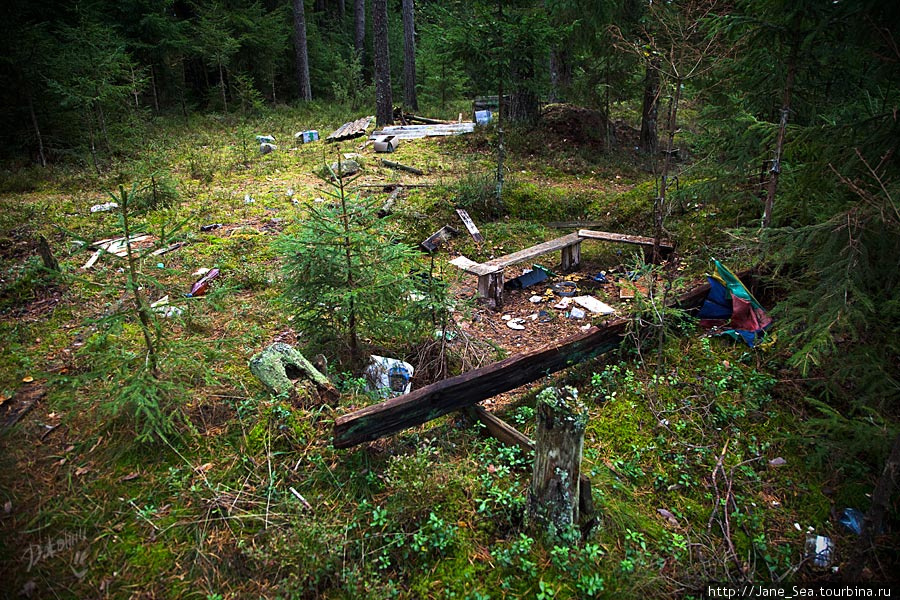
[327,116,374,141]
[332,277,719,448]
[421,225,458,252]
[467,406,534,452]
[483,232,582,270]
[456,209,485,243]
[578,229,674,251]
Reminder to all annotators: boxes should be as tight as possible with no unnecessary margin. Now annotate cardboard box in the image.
[373,135,399,153]
[294,130,319,143]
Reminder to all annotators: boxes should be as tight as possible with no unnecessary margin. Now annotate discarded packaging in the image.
[186,268,220,297]
[475,110,492,126]
[507,318,526,330]
[244,194,254,204]
[552,281,578,297]
[553,297,572,310]
[529,295,543,304]
[839,508,865,535]
[568,307,586,319]
[573,296,615,315]
[295,130,319,143]
[365,355,414,397]
[90,202,119,213]
[805,534,834,568]
[259,142,277,155]
[593,272,608,283]
[505,267,548,290]
[256,135,276,143]
[373,135,399,153]
[150,295,183,318]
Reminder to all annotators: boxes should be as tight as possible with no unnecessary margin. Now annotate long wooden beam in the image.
[333,277,719,448]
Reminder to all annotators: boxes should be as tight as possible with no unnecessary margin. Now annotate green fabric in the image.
[713,260,764,310]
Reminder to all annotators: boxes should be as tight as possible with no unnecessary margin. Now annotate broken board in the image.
[327,116,374,141]
[455,209,484,243]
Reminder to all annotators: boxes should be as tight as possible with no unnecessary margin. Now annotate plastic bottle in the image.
[186,268,220,297]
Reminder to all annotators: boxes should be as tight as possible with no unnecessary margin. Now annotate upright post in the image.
[527,386,589,539]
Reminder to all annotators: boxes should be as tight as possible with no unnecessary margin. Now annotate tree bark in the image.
[293,0,313,101]
[354,0,366,67]
[527,386,588,539]
[27,93,46,168]
[640,57,660,154]
[762,38,797,228]
[373,0,393,126]
[402,0,418,110]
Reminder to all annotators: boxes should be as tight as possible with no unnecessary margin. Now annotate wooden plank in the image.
[483,232,582,270]
[449,255,502,276]
[577,229,674,251]
[467,406,534,452]
[455,209,484,243]
[420,225,458,252]
[547,221,607,229]
[332,276,720,448]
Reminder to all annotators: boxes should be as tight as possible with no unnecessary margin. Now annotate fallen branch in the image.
[381,159,424,175]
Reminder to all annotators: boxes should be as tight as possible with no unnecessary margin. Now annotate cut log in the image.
[455,209,485,243]
[381,159,424,175]
[527,386,588,539]
[332,276,721,448]
[377,186,403,217]
[406,114,447,125]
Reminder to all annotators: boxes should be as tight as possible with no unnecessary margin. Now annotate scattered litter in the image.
[619,285,635,300]
[295,130,319,143]
[156,262,164,269]
[697,259,773,348]
[506,318,526,330]
[433,329,457,341]
[794,523,802,531]
[552,281,578,297]
[505,267,548,290]
[329,159,361,177]
[256,135,276,143]
[593,272,608,283]
[151,242,184,256]
[580,324,592,331]
[768,457,787,467]
[475,110,492,126]
[373,135,399,153]
[186,268,220,297]
[193,267,211,277]
[200,223,223,232]
[529,295,543,304]
[90,202,119,213]
[150,295,183,318]
[244,194,255,204]
[839,508,865,535]
[365,355,414,397]
[553,297,572,310]
[573,296,615,315]
[568,307,586,319]
[22,376,34,383]
[81,235,153,269]
[538,310,553,322]
[805,534,834,568]
[259,142,277,155]
[501,315,512,320]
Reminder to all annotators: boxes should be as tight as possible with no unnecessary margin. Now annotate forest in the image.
[0,0,898,597]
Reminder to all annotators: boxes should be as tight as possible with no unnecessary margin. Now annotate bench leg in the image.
[477,272,505,309]
[561,242,581,271]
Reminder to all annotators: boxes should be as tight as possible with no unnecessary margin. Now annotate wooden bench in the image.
[450,230,675,308]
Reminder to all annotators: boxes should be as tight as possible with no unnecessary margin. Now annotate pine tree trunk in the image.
[373,0,393,126]
[763,40,797,228]
[640,58,660,154]
[354,0,366,67]
[218,60,228,112]
[654,78,682,262]
[293,0,313,101]
[402,0,418,111]
[150,64,160,114]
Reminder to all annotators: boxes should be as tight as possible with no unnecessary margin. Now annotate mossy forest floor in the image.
[0,103,891,598]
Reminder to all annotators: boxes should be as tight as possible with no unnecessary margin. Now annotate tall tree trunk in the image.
[402,0,418,110]
[150,64,160,114]
[640,57,660,154]
[293,0,313,101]
[339,0,346,21]
[495,0,505,202]
[373,0,392,126]
[762,39,797,228]
[354,0,366,68]
[27,94,46,168]
[218,60,228,112]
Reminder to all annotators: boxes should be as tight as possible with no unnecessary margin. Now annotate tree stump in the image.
[249,343,339,404]
[527,386,589,540]
[37,235,60,272]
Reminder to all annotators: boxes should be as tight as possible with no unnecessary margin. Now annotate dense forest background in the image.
[1,0,899,595]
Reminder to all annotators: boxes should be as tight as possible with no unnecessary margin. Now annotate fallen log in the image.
[381,159,424,175]
[332,276,723,448]
[377,186,404,217]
